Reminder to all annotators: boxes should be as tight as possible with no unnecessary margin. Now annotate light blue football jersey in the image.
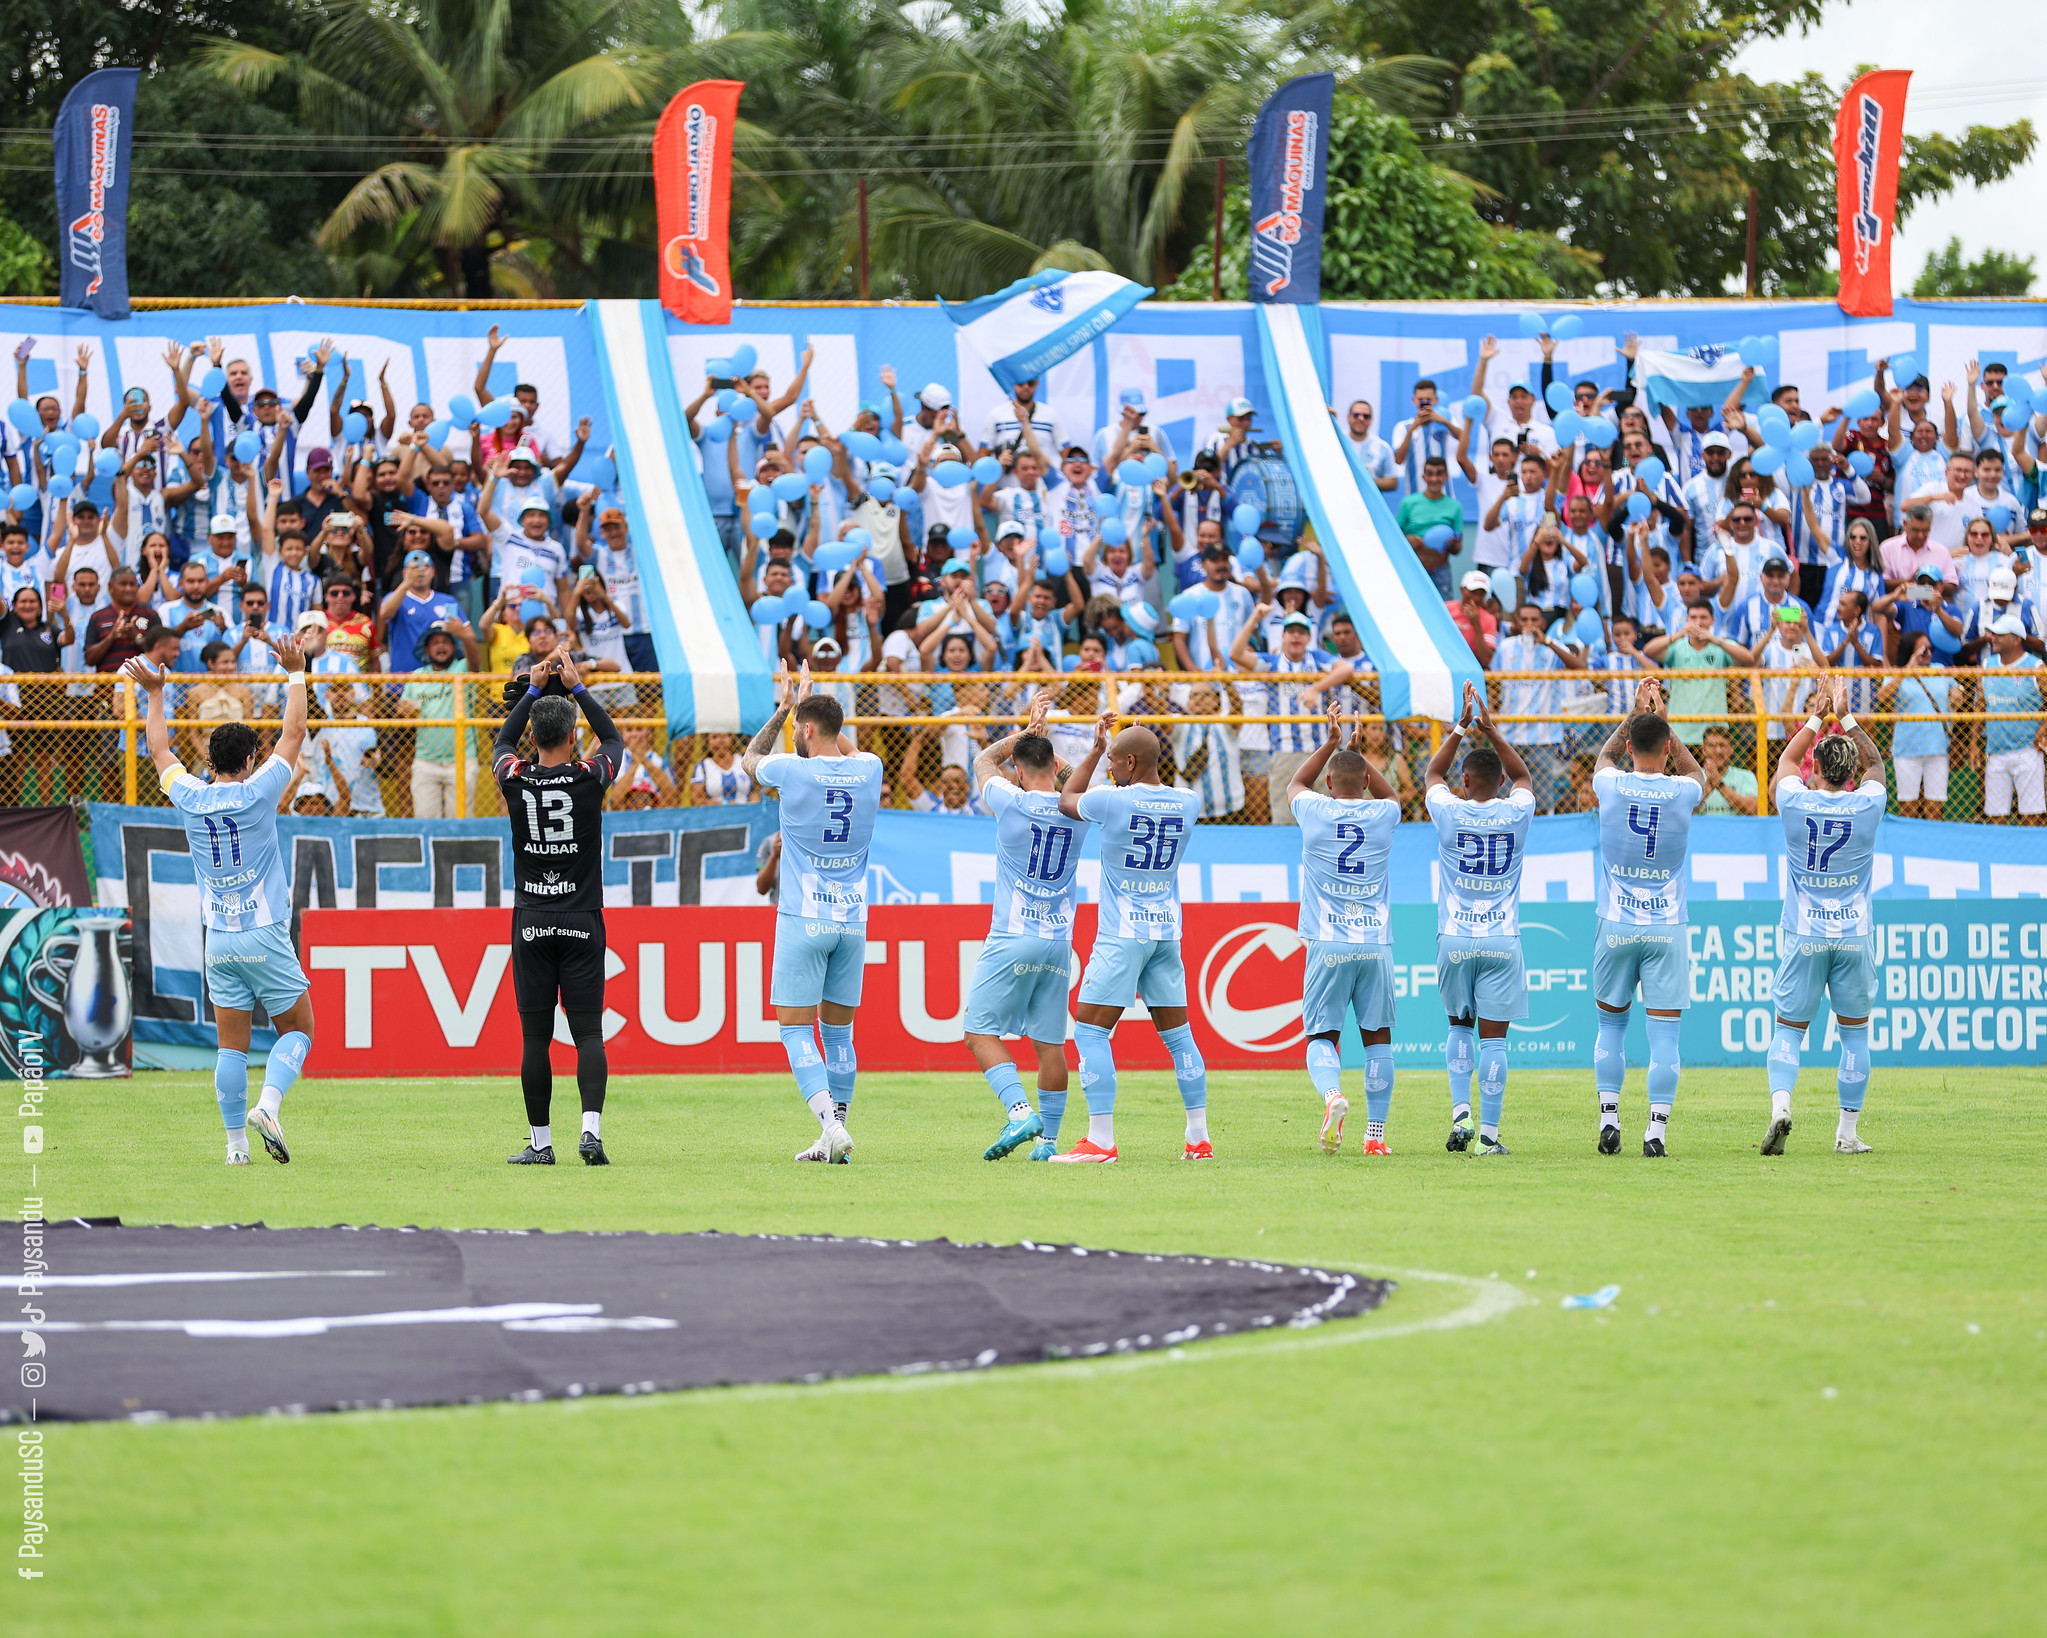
[1777,774,1887,938]
[1425,784,1536,938]
[984,776,1090,940]
[165,756,294,933]
[1293,791,1401,943]
[1077,781,1201,940]
[756,750,885,924]
[1591,766,1703,925]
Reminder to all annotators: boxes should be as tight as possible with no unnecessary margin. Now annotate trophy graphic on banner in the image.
[24,912,135,1078]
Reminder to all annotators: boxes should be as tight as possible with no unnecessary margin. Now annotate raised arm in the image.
[263,631,310,766]
[560,653,625,783]
[119,658,180,775]
[1058,709,1117,819]
[1287,698,1348,811]
[739,667,794,782]
[1471,686,1532,792]
[1426,682,1480,791]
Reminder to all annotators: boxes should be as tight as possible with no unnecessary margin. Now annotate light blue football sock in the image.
[1445,1023,1475,1119]
[1364,1042,1394,1125]
[1594,1007,1628,1120]
[779,1023,832,1119]
[258,1030,310,1116]
[1159,1024,1206,1110]
[1646,1014,1682,1111]
[1306,1038,1342,1100]
[215,1048,248,1133]
[982,1059,1029,1116]
[820,1021,855,1108]
[1477,1036,1508,1133]
[1836,1025,1870,1112]
[1074,1022,1118,1116]
[1039,1077,1069,1144]
[1768,1022,1804,1105]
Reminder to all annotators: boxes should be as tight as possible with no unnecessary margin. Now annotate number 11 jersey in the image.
[1425,784,1536,939]
[1078,782,1201,940]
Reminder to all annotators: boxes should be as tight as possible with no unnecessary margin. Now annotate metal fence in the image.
[4,668,2040,824]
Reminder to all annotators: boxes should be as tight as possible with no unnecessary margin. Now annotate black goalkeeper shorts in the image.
[510,910,607,1015]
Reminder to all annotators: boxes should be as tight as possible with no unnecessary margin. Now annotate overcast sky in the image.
[1732,3,2047,291]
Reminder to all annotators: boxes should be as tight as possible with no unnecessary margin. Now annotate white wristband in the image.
[1839,715,1858,733]
[1803,716,1822,735]
[1446,723,1464,738]
[286,672,307,689]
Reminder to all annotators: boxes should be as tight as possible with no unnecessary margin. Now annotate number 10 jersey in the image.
[984,776,1089,939]
[1425,784,1536,939]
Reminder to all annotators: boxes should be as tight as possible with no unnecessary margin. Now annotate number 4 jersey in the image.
[1777,774,1887,938]
[757,750,887,923]
[1425,784,1536,939]
[1078,782,1201,940]
[1592,766,1703,925]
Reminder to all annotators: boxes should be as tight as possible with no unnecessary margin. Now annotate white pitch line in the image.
[30,1270,389,1288]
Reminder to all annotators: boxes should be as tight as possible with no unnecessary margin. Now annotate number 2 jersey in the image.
[1776,774,1886,938]
[1294,791,1401,944]
[1425,783,1536,939]
[1077,782,1200,940]
[164,755,293,932]
[1591,766,1703,925]
[984,776,1089,940]
[757,750,886,923]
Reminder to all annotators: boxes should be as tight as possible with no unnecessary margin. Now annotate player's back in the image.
[1777,774,1886,938]
[986,778,1088,940]
[499,747,613,911]
[1425,784,1536,939]
[761,750,885,923]
[167,758,292,932]
[1079,782,1200,940]
[1592,767,1702,925]
[1294,791,1400,943]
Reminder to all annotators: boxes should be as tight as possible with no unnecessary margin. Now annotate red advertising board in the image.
[301,906,1319,1078]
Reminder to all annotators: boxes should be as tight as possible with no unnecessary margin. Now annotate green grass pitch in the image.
[23,1064,2047,1636]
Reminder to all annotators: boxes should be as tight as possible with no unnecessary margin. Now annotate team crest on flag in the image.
[939,269,1152,396]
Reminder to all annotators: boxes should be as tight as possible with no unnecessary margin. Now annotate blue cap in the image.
[1119,387,1147,408]
[941,557,972,576]
[404,548,433,567]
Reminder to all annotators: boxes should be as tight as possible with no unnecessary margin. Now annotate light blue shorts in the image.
[770,916,868,1009]
[1078,936,1186,1010]
[963,934,1073,1043]
[1771,935,1874,1023]
[1592,918,1689,1011]
[1302,941,1396,1035]
[204,922,308,1017]
[1436,935,1528,1023]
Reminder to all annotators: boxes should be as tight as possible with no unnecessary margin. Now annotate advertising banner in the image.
[1246,71,1334,304]
[1835,69,1912,318]
[0,806,93,909]
[0,908,133,1079]
[653,79,743,326]
[53,66,138,320]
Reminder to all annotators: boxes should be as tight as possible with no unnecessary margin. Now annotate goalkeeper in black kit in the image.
[495,650,626,1166]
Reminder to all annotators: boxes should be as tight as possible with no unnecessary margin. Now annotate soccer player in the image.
[961,688,1085,1161]
[1053,714,1208,1163]
[495,651,626,1166]
[1589,678,1704,1157]
[741,662,886,1162]
[121,635,314,1166]
[1422,681,1535,1156]
[1288,699,1403,1154]
[1763,676,1887,1156]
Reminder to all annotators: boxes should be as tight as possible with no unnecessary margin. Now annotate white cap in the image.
[1460,568,1493,592]
[294,609,328,631]
[508,444,542,466]
[1988,566,2019,597]
[996,519,1027,539]
[919,383,952,410]
[1992,613,2027,636]
[208,513,237,535]
[1225,396,1255,418]
[1701,432,1733,451]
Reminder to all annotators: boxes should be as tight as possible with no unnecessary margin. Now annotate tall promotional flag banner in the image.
[1834,69,1911,318]
[653,79,743,325]
[53,67,139,321]
[1247,71,1334,304]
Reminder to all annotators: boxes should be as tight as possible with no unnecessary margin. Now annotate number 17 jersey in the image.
[1425,784,1536,939]
[1078,782,1200,940]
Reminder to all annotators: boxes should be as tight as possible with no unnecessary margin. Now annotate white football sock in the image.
[1366,1120,1386,1142]
[1087,1113,1116,1149]
[531,1125,551,1151]
[1771,1090,1792,1124]
[1009,1099,1034,1118]
[1647,1104,1670,1139]
[256,1087,282,1119]
[1184,1107,1209,1144]
[806,1090,835,1127]
[1479,1122,1500,1142]
[226,1129,248,1155]
[1837,1107,1859,1141]
[582,1111,601,1137]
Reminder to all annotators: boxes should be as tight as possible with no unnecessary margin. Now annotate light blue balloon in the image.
[929,460,974,489]
[448,393,476,424]
[750,595,790,626]
[706,358,731,379]
[1551,409,1582,442]
[1583,419,1617,449]
[1891,351,1920,384]
[1848,451,1876,478]
[749,492,779,522]
[94,448,119,477]
[1518,312,1548,339]
[1762,418,1793,448]
[770,472,808,503]
[803,445,833,481]
[232,432,261,462]
[804,599,834,629]
[1141,452,1168,482]
[1116,460,1147,488]
[1545,380,1573,412]
[1789,420,1820,452]
[716,388,744,415]
[845,527,872,548]
[43,474,71,501]
[1191,588,1221,619]
[867,476,895,503]
[8,483,35,512]
[1573,609,1605,647]
[842,429,882,459]
[588,455,616,488]
[702,415,733,444]
[1750,445,1786,476]
[1551,314,1584,341]
[478,398,514,429]
[1038,526,1064,554]
[1100,518,1129,547]
[1463,394,1488,423]
[1625,491,1652,522]
[1044,547,1071,577]
[1988,503,2014,532]
[426,418,452,445]
[1748,336,1779,368]
[342,412,369,443]
[972,455,1002,485]
[72,413,100,442]
[727,344,758,378]
[1845,387,1882,419]
[1423,524,1456,550]
[4,400,36,435]
[1231,502,1263,535]
[813,541,857,574]
[1570,570,1601,606]
[947,526,977,553]
[1784,453,1815,488]
[199,367,227,399]
[2004,378,2036,412]
[1929,620,1963,656]
[1090,491,1120,518]
[1235,539,1263,572]
[1488,568,1518,606]
[1635,456,1667,489]
[878,434,910,464]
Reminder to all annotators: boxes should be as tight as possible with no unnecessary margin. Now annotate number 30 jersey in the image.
[1078,782,1201,940]
[1591,766,1703,925]
[1776,775,1887,938]
[496,742,620,911]
[1294,791,1401,944]
[756,750,886,924]
[1425,784,1536,939]
[984,776,1090,940]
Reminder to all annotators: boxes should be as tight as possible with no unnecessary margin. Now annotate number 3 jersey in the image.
[1591,766,1703,925]
[1425,784,1536,939]
[1776,774,1887,938]
[164,756,293,932]
[984,776,1089,940]
[496,742,620,911]
[1077,782,1201,940]
[1294,791,1401,943]
[757,750,886,923]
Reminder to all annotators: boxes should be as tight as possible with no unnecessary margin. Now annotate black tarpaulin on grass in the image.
[3,1220,1393,1422]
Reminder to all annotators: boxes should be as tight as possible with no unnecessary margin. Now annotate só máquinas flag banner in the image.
[1835,69,1911,319]
[654,79,743,325]
[54,66,139,322]
[1247,71,1334,304]
[939,269,1153,396]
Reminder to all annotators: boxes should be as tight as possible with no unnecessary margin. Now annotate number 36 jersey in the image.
[984,776,1090,940]
[1294,791,1401,944]
[1776,775,1886,938]
[1078,783,1201,940]
[1425,784,1536,939]
[757,750,886,924]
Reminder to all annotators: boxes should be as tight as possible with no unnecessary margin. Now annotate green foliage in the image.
[1165,99,1584,300]
[0,208,51,295]
[1912,237,2036,301]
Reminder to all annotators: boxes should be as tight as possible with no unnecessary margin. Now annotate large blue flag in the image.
[55,67,139,321]
[938,269,1151,394]
[1247,72,1334,304]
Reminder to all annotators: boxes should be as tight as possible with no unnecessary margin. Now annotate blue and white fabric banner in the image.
[54,67,138,321]
[939,270,1153,395]
[1635,345,1775,416]
[1247,72,1334,304]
